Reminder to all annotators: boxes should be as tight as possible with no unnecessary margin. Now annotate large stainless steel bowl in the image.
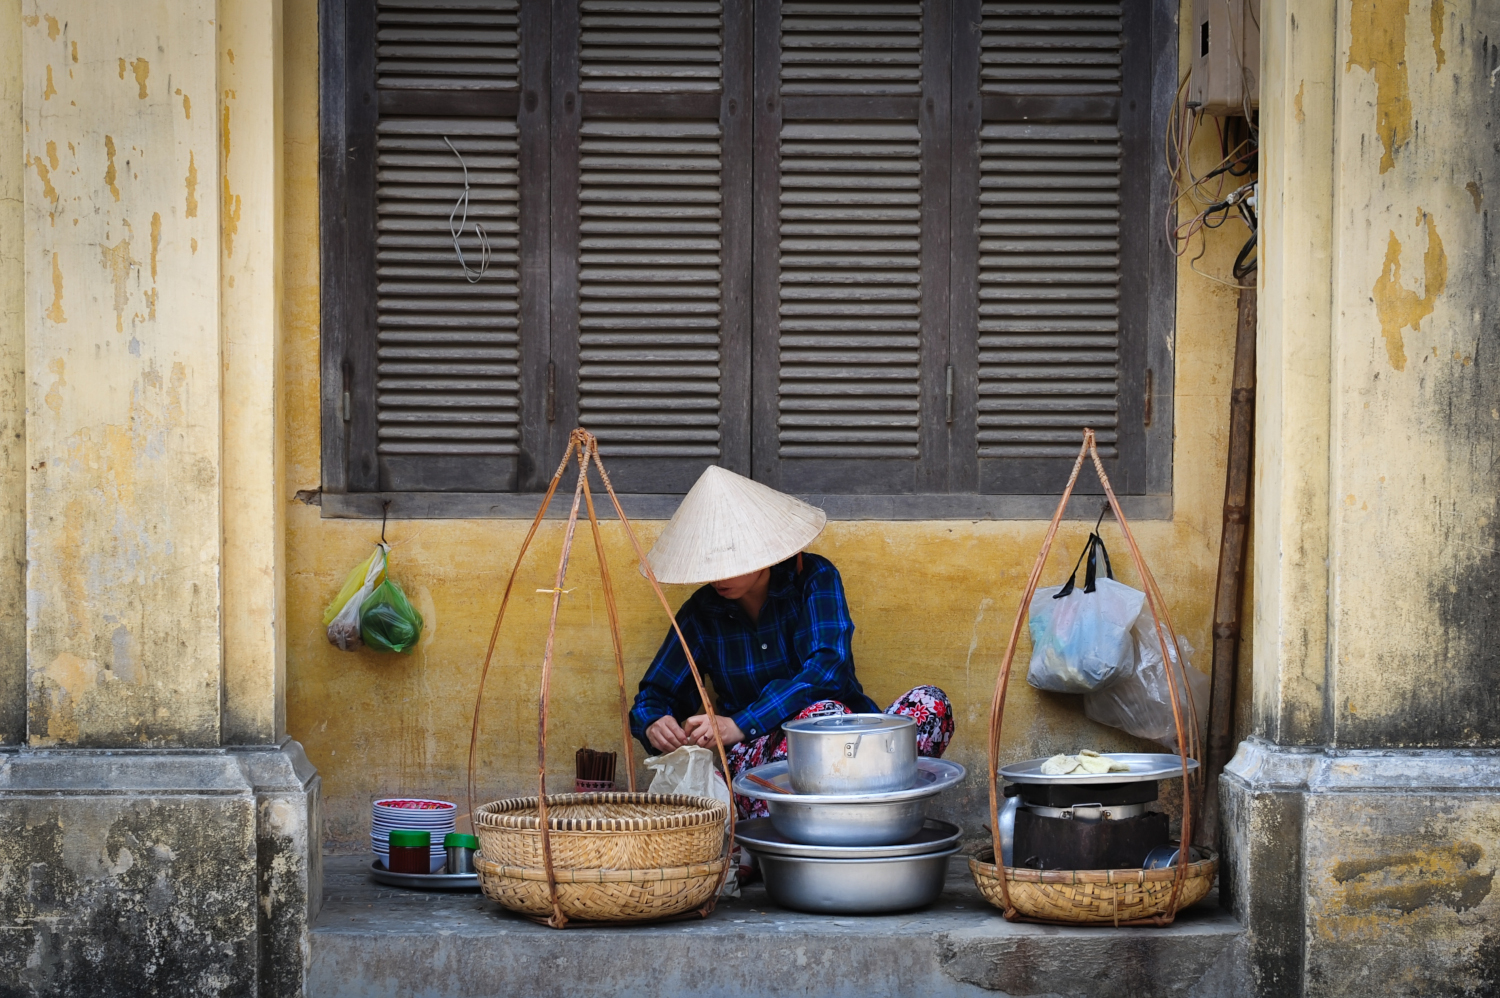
[735,817,961,858]
[783,713,917,794]
[751,848,959,914]
[733,758,966,846]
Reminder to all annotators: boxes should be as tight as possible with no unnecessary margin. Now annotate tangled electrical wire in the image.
[1165,70,1258,290]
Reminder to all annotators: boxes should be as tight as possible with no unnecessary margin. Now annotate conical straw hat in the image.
[645,467,827,585]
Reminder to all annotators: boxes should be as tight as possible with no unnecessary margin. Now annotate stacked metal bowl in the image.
[732,714,966,913]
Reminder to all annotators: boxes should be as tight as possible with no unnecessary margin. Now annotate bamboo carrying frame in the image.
[979,429,1210,926]
[466,429,736,928]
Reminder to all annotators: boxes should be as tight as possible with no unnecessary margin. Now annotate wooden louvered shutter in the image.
[751,0,954,494]
[952,0,1175,495]
[329,0,550,492]
[547,0,752,493]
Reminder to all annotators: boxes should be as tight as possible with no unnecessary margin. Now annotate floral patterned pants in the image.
[726,685,954,819]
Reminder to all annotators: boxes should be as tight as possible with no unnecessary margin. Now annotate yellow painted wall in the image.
[19,0,224,747]
[279,0,1252,848]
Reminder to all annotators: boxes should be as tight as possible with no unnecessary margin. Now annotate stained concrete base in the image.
[0,741,320,998]
[1222,738,1500,998]
[310,854,1245,998]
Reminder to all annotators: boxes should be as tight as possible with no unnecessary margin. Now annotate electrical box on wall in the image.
[1190,0,1260,116]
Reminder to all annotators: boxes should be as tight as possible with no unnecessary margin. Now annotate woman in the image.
[629,466,953,818]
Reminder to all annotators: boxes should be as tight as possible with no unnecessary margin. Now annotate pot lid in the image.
[783,713,915,735]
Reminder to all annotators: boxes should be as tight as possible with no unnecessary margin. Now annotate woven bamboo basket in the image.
[474,793,727,870]
[476,854,726,922]
[976,430,1211,927]
[466,431,738,927]
[969,849,1217,925]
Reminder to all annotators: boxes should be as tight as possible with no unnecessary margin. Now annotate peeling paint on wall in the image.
[185,150,198,217]
[129,57,148,99]
[103,135,119,201]
[1430,0,1446,68]
[1347,0,1413,173]
[1372,212,1447,371]
[44,253,64,324]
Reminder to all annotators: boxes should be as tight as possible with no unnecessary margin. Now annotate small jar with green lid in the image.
[444,832,478,874]
[387,829,431,874]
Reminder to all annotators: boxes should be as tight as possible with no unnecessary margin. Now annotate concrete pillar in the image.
[1226,0,1500,994]
[0,2,315,995]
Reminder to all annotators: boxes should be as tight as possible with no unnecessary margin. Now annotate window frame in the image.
[319,0,1178,520]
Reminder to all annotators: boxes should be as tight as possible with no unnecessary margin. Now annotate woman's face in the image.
[711,567,770,601]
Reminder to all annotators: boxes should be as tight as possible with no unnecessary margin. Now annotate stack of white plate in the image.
[370,798,455,873]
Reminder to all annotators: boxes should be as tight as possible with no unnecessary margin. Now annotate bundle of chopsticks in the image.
[575,747,617,785]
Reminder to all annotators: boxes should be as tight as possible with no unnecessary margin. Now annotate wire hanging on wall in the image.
[1163,70,1258,290]
[444,135,491,283]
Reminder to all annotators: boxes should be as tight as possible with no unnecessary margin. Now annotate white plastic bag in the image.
[324,543,387,651]
[644,746,738,897]
[1026,534,1144,693]
[1084,613,1209,752]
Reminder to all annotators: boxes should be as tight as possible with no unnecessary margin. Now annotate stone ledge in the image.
[1225,736,1500,791]
[310,854,1245,998]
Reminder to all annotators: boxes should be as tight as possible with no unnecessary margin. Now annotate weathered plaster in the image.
[220,0,287,746]
[0,744,320,998]
[1254,0,1336,747]
[280,0,1248,848]
[0,0,26,745]
[1330,0,1500,747]
[21,1,222,747]
[1224,740,1500,997]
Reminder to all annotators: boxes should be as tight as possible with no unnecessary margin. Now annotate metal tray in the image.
[735,817,961,859]
[369,861,479,891]
[733,757,966,803]
[999,752,1199,785]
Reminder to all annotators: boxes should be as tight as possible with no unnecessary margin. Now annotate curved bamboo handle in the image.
[986,429,1198,925]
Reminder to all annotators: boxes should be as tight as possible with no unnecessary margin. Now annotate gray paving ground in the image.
[310,854,1246,998]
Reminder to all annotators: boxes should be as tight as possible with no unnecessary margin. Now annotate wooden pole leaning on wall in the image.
[1197,288,1257,853]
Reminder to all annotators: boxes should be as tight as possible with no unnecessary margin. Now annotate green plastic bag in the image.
[359,578,423,654]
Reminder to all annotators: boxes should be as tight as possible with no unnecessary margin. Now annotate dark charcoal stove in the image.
[1004,779,1170,870]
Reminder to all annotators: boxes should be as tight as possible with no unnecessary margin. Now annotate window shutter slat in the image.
[972,0,1138,487]
[376,0,521,90]
[776,121,922,460]
[557,0,749,490]
[362,0,533,491]
[977,120,1120,460]
[755,0,944,493]
[375,120,523,460]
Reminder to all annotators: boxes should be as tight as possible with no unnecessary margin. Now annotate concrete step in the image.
[310,854,1246,998]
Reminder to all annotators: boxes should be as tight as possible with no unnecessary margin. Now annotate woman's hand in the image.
[683,713,745,749]
[646,715,691,753]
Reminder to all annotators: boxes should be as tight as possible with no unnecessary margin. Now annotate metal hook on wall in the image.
[381,499,392,546]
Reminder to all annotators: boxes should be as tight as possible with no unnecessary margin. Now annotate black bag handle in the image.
[1053,506,1116,599]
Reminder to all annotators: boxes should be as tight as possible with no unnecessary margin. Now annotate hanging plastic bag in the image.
[324,543,387,651]
[1084,613,1209,751]
[644,746,738,897]
[359,577,424,654]
[1026,533,1144,693]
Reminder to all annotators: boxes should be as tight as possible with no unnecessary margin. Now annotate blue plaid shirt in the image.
[630,553,878,746]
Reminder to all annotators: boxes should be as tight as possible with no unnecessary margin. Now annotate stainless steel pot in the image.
[783,713,917,795]
[751,848,959,914]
